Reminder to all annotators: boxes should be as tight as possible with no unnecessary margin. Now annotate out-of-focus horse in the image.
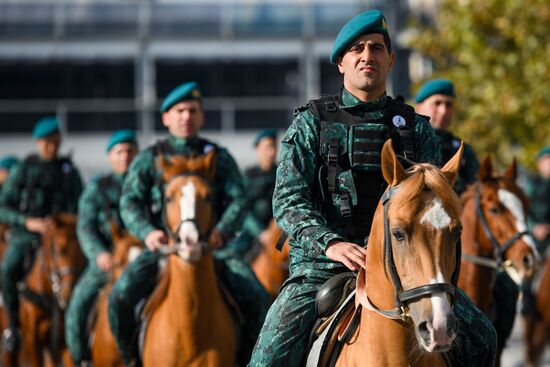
[91,224,143,367]
[334,140,463,366]
[250,220,289,298]
[458,156,536,366]
[140,151,237,367]
[19,214,86,367]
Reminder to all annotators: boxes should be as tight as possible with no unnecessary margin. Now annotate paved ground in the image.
[501,313,550,367]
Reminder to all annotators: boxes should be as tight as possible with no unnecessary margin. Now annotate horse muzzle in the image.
[416,311,457,353]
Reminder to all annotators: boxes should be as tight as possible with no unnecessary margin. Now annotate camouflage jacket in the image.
[77,172,125,262]
[241,164,277,238]
[120,135,247,242]
[273,89,441,273]
[525,175,550,247]
[435,130,479,195]
[0,154,83,229]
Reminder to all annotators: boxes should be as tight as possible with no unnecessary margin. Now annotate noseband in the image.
[462,185,533,270]
[363,187,457,321]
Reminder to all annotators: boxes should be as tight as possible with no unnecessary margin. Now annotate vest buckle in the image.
[340,192,352,218]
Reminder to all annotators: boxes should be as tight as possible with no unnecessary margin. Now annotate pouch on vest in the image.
[347,124,387,172]
[334,170,357,218]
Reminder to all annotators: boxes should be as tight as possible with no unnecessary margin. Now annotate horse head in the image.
[42,213,85,310]
[158,150,216,262]
[359,140,463,354]
[461,156,537,284]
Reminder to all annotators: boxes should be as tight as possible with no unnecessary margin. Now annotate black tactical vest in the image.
[308,95,417,243]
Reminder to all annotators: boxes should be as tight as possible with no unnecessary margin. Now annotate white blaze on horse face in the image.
[498,189,537,252]
[429,272,454,347]
[178,181,201,262]
[420,199,451,229]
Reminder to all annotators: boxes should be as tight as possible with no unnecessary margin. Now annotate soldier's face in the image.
[416,94,455,131]
[162,100,205,139]
[337,33,394,101]
[0,169,8,185]
[108,142,138,174]
[36,133,61,161]
[256,137,277,168]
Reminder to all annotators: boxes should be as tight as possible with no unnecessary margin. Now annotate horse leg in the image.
[62,347,74,367]
[21,315,43,367]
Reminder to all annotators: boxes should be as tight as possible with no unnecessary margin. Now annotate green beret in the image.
[160,81,202,112]
[32,116,60,139]
[0,155,18,171]
[253,128,277,146]
[415,79,455,103]
[106,129,137,152]
[537,145,550,159]
[330,10,390,63]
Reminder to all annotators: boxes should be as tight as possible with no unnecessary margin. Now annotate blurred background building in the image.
[0,0,432,178]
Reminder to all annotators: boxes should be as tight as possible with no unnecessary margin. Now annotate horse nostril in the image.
[523,254,533,269]
[418,320,431,341]
[446,313,458,337]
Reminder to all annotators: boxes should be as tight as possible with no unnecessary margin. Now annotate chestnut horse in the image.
[140,151,236,367]
[91,225,143,367]
[458,157,536,364]
[523,253,550,366]
[0,224,16,367]
[335,140,463,366]
[250,220,290,297]
[19,214,86,367]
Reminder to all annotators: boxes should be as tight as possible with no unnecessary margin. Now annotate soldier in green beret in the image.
[107,82,270,365]
[415,78,479,195]
[0,116,83,352]
[521,146,550,315]
[65,130,138,366]
[223,128,278,260]
[250,10,496,366]
[0,155,19,191]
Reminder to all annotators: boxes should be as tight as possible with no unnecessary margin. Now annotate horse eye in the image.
[489,207,500,215]
[391,229,406,242]
[164,196,172,204]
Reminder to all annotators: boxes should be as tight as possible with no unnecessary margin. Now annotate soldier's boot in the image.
[1,310,20,352]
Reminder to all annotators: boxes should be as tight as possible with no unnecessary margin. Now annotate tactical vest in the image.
[529,176,550,225]
[18,155,76,216]
[96,174,124,233]
[308,95,416,243]
[245,166,276,226]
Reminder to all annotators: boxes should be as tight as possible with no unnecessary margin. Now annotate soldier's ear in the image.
[381,139,405,186]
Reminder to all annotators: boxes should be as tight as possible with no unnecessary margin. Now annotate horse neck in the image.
[166,252,227,331]
[25,248,53,295]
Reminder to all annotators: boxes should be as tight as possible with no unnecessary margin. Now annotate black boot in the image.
[1,328,19,352]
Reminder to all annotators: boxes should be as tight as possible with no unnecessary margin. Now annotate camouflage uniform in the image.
[249,89,496,366]
[107,135,270,363]
[435,130,479,195]
[0,155,82,329]
[65,172,126,363]
[224,164,277,259]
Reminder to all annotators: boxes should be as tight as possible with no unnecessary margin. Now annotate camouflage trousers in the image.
[65,264,108,363]
[249,268,497,367]
[1,229,40,326]
[108,248,270,364]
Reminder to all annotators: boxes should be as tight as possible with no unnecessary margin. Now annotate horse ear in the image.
[477,155,493,181]
[381,139,405,186]
[441,141,464,186]
[110,221,122,242]
[503,158,517,182]
[203,150,217,181]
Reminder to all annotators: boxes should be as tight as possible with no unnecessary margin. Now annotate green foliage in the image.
[408,0,550,169]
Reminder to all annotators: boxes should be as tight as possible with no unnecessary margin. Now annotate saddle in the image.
[304,272,360,367]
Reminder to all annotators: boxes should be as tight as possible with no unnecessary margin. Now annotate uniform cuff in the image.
[319,232,345,253]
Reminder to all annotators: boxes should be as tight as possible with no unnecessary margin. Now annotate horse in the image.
[140,150,237,367]
[250,220,290,298]
[0,223,18,367]
[458,156,536,365]
[334,140,463,366]
[90,224,144,367]
[18,213,86,367]
[523,253,550,366]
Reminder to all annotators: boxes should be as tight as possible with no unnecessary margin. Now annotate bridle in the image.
[462,185,533,270]
[363,187,457,321]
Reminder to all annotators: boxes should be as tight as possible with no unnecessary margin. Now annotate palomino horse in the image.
[250,220,290,298]
[19,213,86,367]
[91,224,143,367]
[140,150,236,367]
[458,156,536,365]
[336,140,463,366]
[523,253,550,366]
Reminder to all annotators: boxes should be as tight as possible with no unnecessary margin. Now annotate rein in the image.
[462,185,532,270]
[364,187,457,321]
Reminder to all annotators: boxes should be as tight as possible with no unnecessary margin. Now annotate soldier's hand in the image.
[325,240,367,271]
[25,217,51,234]
[208,229,225,249]
[96,252,113,272]
[145,230,168,251]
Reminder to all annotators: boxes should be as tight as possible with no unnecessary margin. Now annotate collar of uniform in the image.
[340,88,387,111]
[168,135,200,150]
[112,172,126,183]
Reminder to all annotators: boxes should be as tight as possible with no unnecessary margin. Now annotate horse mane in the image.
[391,163,461,219]
[142,258,172,320]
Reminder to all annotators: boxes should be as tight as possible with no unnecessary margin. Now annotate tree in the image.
[408,0,550,168]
